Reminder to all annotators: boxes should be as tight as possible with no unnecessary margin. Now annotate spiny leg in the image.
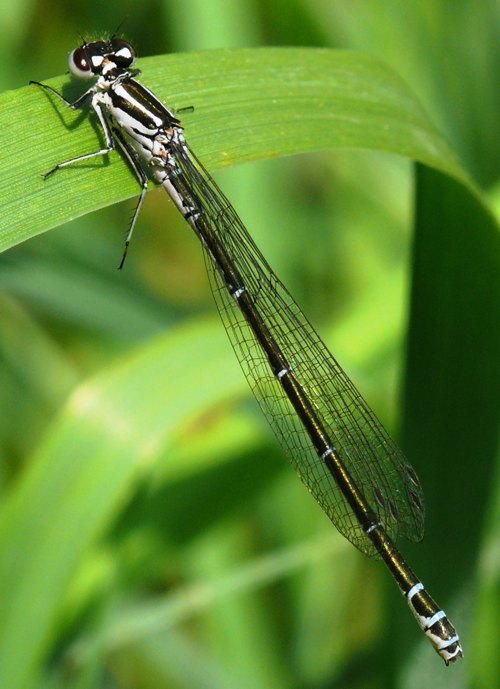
[112,129,149,269]
[30,81,116,176]
[31,79,148,267]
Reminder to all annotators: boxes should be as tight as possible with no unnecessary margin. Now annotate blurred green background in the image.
[0,1,498,688]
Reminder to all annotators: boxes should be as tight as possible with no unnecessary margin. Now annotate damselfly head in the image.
[68,38,136,79]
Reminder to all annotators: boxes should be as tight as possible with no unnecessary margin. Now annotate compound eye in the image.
[111,38,136,67]
[69,47,93,78]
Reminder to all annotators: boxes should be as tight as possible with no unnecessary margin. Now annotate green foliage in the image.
[0,2,498,689]
[1,48,467,252]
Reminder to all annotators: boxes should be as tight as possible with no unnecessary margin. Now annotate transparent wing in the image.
[172,145,425,557]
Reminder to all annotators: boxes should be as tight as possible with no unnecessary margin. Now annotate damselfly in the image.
[31,36,463,664]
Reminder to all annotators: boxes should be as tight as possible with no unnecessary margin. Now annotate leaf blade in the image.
[1,47,470,252]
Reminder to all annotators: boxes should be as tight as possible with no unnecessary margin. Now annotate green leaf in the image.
[0,316,246,689]
[1,47,470,252]
[394,165,500,661]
